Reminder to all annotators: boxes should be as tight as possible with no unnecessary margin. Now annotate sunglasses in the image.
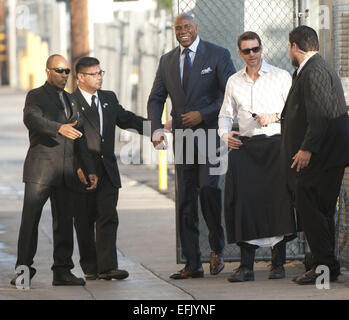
[80,70,105,77]
[49,68,71,75]
[240,46,261,55]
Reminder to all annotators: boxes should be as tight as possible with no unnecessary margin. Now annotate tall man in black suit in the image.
[148,13,236,279]
[72,57,146,281]
[11,55,97,287]
[281,26,349,285]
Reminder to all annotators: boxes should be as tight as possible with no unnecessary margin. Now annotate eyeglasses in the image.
[240,46,261,55]
[80,70,105,77]
[49,68,71,75]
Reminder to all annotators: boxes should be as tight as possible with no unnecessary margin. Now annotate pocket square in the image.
[201,67,213,75]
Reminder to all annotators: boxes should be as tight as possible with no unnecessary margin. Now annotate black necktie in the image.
[58,91,70,118]
[182,47,192,94]
[91,95,100,131]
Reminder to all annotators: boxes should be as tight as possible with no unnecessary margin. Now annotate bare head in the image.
[174,13,198,47]
[45,55,70,90]
[238,31,263,69]
[75,57,104,94]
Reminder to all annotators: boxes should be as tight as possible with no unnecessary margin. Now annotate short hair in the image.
[46,54,65,68]
[75,57,100,74]
[237,31,262,49]
[289,25,319,52]
[175,13,195,23]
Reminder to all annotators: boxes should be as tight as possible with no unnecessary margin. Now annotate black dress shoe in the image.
[10,267,36,287]
[268,265,285,279]
[210,252,224,275]
[169,268,204,280]
[52,271,86,286]
[295,267,341,285]
[227,266,254,282]
[85,273,98,280]
[98,269,129,280]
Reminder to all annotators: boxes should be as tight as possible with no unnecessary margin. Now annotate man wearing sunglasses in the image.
[72,57,147,281]
[218,32,296,282]
[11,54,97,288]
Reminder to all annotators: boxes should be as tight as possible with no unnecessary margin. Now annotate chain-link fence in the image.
[175,0,296,73]
[174,0,301,264]
[174,0,349,268]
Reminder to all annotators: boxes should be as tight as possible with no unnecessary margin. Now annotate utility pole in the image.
[70,0,89,88]
[0,0,8,85]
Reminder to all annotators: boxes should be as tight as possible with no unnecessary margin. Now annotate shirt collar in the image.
[180,35,200,55]
[45,81,63,94]
[297,52,317,75]
[242,59,270,77]
[78,87,99,106]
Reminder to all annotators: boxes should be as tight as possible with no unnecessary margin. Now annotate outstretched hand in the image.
[58,121,82,140]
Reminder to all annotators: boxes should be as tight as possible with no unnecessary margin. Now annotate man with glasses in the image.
[148,13,236,280]
[72,56,146,281]
[11,54,97,287]
[218,32,296,282]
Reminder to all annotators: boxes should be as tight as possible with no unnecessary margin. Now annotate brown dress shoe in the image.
[98,269,129,280]
[210,252,224,275]
[169,267,204,280]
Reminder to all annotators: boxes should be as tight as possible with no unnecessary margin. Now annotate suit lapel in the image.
[283,54,319,111]
[65,92,76,120]
[185,40,206,102]
[74,89,101,135]
[97,90,109,138]
[43,82,66,116]
[171,47,186,99]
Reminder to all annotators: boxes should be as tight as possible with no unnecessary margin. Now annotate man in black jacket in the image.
[11,54,97,288]
[281,26,349,285]
[73,57,146,281]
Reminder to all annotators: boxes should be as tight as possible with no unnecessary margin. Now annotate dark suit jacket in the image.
[147,39,236,135]
[73,89,146,189]
[23,81,93,187]
[280,54,349,182]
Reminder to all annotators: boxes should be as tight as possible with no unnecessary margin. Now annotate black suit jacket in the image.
[73,89,146,189]
[280,54,349,182]
[147,39,236,135]
[22,82,93,187]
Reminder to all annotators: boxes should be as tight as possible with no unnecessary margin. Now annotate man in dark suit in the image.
[11,54,97,288]
[147,13,236,279]
[72,57,146,281]
[281,26,349,285]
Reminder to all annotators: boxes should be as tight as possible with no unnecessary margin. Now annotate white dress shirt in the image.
[297,52,317,75]
[179,35,200,82]
[218,60,292,138]
[218,60,292,247]
[79,87,103,136]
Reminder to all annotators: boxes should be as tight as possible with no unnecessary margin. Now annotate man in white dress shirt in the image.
[72,57,146,281]
[218,31,296,282]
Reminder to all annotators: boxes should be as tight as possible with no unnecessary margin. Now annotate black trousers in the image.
[176,156,225,270]
[73,168,119,274]
[16,182,74,272]
[295,166,345,275]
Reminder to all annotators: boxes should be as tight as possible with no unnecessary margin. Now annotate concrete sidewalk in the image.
[0,88,348,300]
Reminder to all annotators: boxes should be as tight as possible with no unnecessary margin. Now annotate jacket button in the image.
[101,138,104,142]
[101,155,104,159]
